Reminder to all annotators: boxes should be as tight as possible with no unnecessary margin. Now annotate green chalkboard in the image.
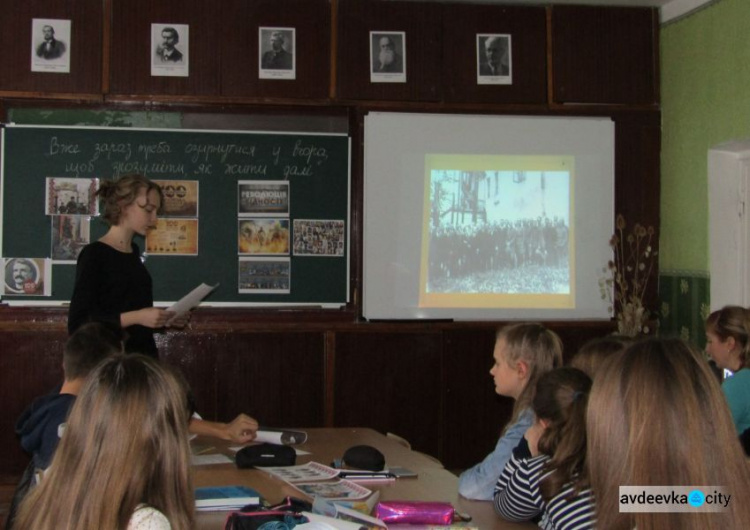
[0,124,350,306]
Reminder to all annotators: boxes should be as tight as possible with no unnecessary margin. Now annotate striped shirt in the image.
[494,450,595,530]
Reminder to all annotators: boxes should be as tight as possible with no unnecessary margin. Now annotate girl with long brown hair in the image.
[494,367,595,529]
[587,338,750,530]
[14,354,195,529]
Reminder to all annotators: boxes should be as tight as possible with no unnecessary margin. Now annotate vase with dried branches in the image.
[599,214,658,337]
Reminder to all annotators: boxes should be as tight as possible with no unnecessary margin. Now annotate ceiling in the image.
[415,0,714,23]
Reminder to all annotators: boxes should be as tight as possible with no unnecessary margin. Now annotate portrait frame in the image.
[477,34,512,85]
[151,23,189,77]
[3,258,51,296]
[259,27,296,80]
[370,31,406,83]
[31,18,71,74]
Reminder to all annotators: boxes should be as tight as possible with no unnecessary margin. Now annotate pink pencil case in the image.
[375,501,454,525]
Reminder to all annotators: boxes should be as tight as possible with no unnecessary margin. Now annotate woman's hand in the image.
[167,311,191,329]
[135,307,175,329]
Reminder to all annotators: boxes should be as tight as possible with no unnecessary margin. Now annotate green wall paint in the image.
[661,0,750,273]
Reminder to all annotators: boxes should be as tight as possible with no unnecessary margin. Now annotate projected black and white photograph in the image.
[427,170,570,295]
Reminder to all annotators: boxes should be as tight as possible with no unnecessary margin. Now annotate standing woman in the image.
[705,305,750,434]
[14,354,194,529]
[68,175,185,357]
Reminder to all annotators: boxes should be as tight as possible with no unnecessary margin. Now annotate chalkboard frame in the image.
[0,123,351,309]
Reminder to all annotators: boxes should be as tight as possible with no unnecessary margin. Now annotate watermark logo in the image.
[619,486,730,513]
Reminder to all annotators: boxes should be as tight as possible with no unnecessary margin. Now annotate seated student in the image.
[16,322,258,469]
[705,305,750,434]
[494,367,595,530]
[587,338,750,530]
[15,354,194,529]
[458,323,563,501]
[16,322,122,470]
[568,335,631,380]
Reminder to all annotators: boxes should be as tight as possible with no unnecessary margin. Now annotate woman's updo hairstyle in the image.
[97,174,164,225]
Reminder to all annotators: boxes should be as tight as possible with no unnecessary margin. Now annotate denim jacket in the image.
[458,408,534,501]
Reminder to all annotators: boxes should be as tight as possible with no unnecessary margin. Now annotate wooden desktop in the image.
[193,427,534,529]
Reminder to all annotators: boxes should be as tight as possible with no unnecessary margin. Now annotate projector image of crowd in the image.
[428,217,569,294]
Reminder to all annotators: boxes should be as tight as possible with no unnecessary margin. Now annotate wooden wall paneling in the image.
[220,0,331,100]
[214,332,326,428]
[441,322,614,470]
[334,331,443,459]
[613,111,662,310]
[158,330,221,421]
[441,4,547,105]
[441,327,510,470]
[0,329,66,478]
[551,6,658,105]
[0,0,103,95]
[336,0,442,102]
[109,0,221,96]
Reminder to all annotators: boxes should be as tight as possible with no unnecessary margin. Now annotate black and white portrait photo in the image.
[259,27,296,80]
[151,23,189,77]
[477,34,512,85]
[31,19,71,73]
[370,31,406,83]
[3,258,50,296]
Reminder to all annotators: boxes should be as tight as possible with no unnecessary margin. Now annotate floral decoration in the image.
[599,214,658,336]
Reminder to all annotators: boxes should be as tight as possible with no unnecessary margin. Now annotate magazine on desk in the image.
[259,461,340,482]
[291,478,372,501]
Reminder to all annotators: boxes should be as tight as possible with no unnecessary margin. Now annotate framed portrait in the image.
[31,18,71,74]
[370,31,406,83]
[477,34,512,85]
[3,258,51,296]
[151,23,189,77]
[259,27,296,80]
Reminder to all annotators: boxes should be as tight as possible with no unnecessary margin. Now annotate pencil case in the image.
[374,500,454,525]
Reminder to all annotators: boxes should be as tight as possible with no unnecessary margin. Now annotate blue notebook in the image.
[195,485,261,511]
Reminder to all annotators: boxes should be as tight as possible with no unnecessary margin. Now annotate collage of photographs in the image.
[30,18,513,85]
[3,177,345,298]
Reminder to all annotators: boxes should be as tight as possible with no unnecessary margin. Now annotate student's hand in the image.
[135,307,174,329]
[524,420,547,457]
[224,414,259,444]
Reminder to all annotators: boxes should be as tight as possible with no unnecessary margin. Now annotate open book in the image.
[291,479,371,501]
[259,461,340,482]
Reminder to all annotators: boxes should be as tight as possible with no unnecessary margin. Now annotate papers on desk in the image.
[260,461,340,482]
[191,453,233,466]
[255,427,308,445]
[195,485,260,511]
[259,461,373,501]
[292,479,371,501]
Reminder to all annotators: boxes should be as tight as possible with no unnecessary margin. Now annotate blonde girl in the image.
[15,354,194,530]
[458,323,563,500]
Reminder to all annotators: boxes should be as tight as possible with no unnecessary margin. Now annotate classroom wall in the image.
[659,0,750,342]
